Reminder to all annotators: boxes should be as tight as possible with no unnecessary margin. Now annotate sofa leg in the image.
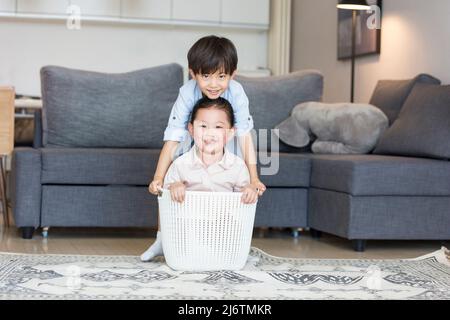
[291,228,301,238]
[352,240,367,252]
[310,229,322,239]
[42,227,50,238]
[21,227,35,239]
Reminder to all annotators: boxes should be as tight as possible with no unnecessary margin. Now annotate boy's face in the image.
[189,69,236,99]
[188,108,234,157]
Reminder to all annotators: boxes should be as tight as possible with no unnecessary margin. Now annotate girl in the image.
[141,97,255,261]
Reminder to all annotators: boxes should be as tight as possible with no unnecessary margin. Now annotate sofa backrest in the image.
[40,63,183,149]
[235,70,323,152]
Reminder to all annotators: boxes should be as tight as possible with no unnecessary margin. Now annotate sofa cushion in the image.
[374,84,450,159]
[41,148,312,188]
[310,154,450,196]
[369,74,440,125]
[236,70,323,152]
[41,148,159,185]
[258,152,311,187]
[41,64,183,148]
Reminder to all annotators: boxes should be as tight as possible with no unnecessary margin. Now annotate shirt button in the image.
[173,116,176,120]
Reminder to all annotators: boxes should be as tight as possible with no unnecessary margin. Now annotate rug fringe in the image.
[443,246,450,262]
[250,246,450,266]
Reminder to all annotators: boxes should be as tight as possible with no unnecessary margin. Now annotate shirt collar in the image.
[190,145,235,170]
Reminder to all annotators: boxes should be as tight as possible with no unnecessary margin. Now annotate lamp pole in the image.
[351,9,357,103]
[337,0,371,103]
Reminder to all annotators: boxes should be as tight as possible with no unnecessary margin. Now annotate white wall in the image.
[291,0,450,103]
[0,19,268,96]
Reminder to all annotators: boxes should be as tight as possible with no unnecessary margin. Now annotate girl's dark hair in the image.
[190,97,235,127]
[188,35,238,75]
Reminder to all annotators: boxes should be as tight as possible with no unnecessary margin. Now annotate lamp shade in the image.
[337,0,371,10]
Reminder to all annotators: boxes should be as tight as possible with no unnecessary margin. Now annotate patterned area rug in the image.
[1,247,449,300]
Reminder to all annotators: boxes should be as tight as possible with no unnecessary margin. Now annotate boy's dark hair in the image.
[188,35,238,75]
[190,97,235,127]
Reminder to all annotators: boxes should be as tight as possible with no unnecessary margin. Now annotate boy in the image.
[142,36,265,261]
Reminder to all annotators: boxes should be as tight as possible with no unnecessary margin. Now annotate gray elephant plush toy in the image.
[275,102,389,154]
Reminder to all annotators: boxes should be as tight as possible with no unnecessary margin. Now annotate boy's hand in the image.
[169,181,187,203]
[241,184,259,204]
[252,179,266,196]
[148,177,163,195]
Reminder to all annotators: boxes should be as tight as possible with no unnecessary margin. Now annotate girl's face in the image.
[189,69,236,99]
[188,108,234,156]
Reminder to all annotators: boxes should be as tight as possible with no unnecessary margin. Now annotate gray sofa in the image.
[308,74,450,251]
[11,64,322,240]
[11,64,450,252]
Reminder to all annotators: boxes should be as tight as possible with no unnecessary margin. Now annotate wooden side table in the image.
[0,86,15,227]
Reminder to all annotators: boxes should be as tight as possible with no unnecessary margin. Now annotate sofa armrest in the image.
[11,147,42,228]
[33,110,43,148]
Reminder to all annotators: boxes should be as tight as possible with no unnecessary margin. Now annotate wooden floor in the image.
[1,214,448,260]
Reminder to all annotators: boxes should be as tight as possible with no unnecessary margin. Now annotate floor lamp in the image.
[337,0,371,103]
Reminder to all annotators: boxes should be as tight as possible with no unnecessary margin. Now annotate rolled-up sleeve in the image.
[231,84,254,137]
[163,90,192,142]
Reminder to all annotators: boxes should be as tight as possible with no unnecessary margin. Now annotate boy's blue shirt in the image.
[163,79,254,142]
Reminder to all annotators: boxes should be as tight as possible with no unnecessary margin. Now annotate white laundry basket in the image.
[158,189,257,271]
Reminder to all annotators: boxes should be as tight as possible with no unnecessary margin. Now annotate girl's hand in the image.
[169,181,187,203]
[241,184,259,204]
[252,179,266,196]
[148,177,164,195]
